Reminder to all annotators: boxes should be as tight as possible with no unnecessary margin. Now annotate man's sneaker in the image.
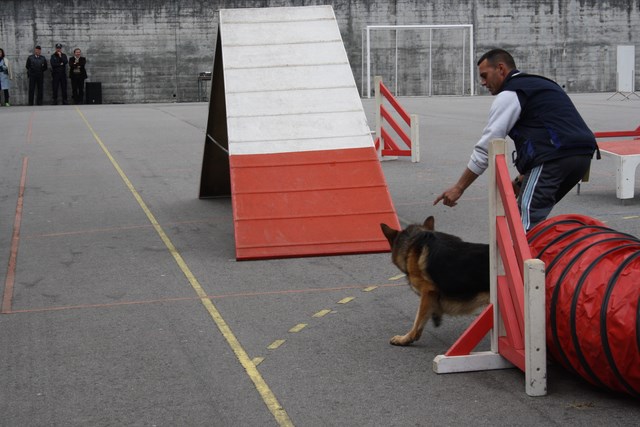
[5,103,9,107]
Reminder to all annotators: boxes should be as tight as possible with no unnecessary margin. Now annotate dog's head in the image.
[380,216,434,244]
[380,216,435,273]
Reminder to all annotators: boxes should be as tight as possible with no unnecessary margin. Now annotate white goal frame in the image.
[363,24,475,97]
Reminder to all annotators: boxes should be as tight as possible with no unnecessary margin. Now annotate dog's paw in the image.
[390,335,414,346]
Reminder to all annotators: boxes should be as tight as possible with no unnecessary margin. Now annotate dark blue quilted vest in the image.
[501,71,596,173]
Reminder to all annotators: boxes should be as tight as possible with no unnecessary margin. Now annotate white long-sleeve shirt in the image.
[467,90,522,176]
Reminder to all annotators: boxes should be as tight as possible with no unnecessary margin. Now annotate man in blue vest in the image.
[434,49,597,230]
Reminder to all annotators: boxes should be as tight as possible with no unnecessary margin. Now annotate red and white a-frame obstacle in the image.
[199,6,400,260]
[433,139,547,397]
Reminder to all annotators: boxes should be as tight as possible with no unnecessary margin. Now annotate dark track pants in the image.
[517,155,592,231]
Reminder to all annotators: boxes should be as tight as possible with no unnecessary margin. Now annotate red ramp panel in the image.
[231,148,398,260]
[218,6,400,260]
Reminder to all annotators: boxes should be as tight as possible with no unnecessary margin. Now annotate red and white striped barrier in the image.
[373,77,420,162]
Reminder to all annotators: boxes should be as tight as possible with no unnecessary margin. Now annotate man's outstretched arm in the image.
[433,168,479,207]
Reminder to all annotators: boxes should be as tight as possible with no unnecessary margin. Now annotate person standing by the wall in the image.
[26,45,47,106]
[69,48,87,104]
[0,48,13,106]
[50,43,68,105]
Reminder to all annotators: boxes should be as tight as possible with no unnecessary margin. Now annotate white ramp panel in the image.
[219,6,400,259]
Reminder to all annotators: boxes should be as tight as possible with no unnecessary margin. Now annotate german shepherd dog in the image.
[380,217,490,346]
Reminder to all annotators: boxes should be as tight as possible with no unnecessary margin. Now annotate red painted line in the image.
[6,283,404,315]
[33,167,195,180]
[8,296,197,314]
[23,223,155,239]
[22,217,227,239]
[2,157,29,314]
[210,283,404,299]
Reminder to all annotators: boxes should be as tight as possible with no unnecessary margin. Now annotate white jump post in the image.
[374,76,383,159]
[524,258,546,395]
[410,113,420,163]
[433,139,546,397]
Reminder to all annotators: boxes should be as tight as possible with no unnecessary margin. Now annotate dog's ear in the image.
[380,223,399,246]
[423,216,435,231]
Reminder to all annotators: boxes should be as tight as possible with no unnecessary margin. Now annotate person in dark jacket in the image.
[434,49,597,230]
[69,48,87,104]
[50,43,68,105]
[25,45,48,106]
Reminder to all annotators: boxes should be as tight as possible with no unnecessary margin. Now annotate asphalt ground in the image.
[1,93,639,426]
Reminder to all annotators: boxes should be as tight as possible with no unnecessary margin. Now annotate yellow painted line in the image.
[76,108,293,427]
[268,339,286,350]
[362,286,378,292]
[338,297,354,304]
[289,323,307,333]
[388,273,406,281]
[252,357,264,366]
[623,215,639,220]
[313,309,332,318]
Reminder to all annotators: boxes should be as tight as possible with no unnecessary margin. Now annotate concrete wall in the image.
[0,0,638,104]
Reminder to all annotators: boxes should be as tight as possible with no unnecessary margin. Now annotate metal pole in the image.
[361,28,364,96]
[395,29,398,95]
[366,26,371,98]
[429,28,432,97]
[462,30,466,96]
[469,25,475,96]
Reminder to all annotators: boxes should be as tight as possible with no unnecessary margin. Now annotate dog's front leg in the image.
[390,290,432,346]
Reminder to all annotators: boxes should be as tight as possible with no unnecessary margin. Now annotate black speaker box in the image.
[85,82,102,104]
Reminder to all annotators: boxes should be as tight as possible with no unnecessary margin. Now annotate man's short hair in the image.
[477,49,516,69]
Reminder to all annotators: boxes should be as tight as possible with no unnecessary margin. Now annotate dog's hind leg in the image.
[390,291,434,346]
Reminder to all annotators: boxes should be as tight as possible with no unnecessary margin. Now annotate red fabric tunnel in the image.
[527,214,640,397]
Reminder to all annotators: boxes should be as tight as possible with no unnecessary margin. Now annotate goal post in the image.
[363,24,474,97]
